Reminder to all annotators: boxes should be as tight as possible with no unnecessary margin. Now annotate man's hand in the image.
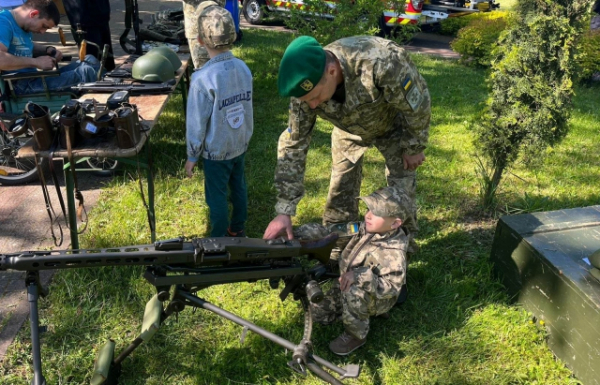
[53,49,63,62]
[263,214,293,239]
[34,56,55,70]
[402,152,425,171]
[339,271,355,292]
[185,160,196,178]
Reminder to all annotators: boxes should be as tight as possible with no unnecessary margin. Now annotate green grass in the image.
[2,28,599,384]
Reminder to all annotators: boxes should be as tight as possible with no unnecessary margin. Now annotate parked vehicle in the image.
[242,0,499,34]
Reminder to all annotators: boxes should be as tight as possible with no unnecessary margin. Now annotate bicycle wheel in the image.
[86,157,119,176]
[0,129,41,185]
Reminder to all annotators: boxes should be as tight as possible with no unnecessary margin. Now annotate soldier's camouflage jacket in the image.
[275,36,431,216]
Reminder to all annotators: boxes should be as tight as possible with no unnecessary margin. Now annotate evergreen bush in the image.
[576,29,600,80]
[449,11,511,66]
[474,0,594,208]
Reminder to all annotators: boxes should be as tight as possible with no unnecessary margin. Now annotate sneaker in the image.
[329,331,366,356]
[227,228,246,237]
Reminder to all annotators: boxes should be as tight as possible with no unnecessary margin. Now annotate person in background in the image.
[62,0,115,71]
[182,0,225,69]
[184,3,253,238]
[0,0,100,95]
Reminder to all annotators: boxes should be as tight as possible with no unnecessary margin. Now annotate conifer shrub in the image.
[576,29,600,80]
[474,0,593,208]
[449,11,511,66]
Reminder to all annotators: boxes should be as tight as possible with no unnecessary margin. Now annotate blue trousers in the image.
[203,153,248,237]
[13,54,100,95]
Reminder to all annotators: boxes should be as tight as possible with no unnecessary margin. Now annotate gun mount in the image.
[1,235,361,385]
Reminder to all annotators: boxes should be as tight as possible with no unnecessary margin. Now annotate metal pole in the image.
[28,283,46,385]
[64,160,78,249]
[176,291,347,385]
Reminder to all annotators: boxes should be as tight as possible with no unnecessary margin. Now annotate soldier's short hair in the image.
[197,4,236,49]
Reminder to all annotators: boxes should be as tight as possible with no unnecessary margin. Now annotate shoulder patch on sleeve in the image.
[405,83,424,111]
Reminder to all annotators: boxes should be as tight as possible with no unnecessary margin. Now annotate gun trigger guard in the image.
[287,358,307,376]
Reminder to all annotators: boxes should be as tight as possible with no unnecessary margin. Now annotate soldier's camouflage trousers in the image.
[311,281,397,340]
[323,126,418,233]
[187,38,210,69]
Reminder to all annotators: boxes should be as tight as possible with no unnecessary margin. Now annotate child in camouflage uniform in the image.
[294,186,414,355]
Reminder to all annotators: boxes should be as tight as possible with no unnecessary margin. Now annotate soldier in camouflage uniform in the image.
[294,186,413,355]
[263,35,430,245]
[183,0,225,69]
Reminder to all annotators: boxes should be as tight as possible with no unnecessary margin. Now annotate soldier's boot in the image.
[329,331,366,356]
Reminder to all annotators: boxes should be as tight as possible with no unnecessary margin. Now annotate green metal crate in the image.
[491,206,600,385]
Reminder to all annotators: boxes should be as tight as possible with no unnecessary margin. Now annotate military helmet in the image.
[198,5,236,49]
[132,52,175,82]
[147,46,182,71]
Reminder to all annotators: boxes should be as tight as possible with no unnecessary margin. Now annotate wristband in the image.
[46,46,57,57]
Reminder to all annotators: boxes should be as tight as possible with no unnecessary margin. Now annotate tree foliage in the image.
[285,0,417,45]
[474,0,594,208]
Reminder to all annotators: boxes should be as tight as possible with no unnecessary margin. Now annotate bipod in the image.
[176,287,360,385]
[25,271,49,385]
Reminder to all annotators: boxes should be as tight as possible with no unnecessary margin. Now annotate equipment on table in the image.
[146,46,182,71]
[132,51,175,82]
[107,90,131,110]
[26,102,54,151]
[73,79,176,94]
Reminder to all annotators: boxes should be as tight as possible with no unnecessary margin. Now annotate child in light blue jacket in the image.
[185,2,253,237]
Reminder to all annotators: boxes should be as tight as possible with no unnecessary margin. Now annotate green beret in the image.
[278,36,326,98]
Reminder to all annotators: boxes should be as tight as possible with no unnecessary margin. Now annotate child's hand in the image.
[185,160,197,178]
[339,271,356,292]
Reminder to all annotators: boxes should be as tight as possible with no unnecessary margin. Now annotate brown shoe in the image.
[329,331,366,356]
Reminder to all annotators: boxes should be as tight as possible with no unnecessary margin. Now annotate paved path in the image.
[0,0,457,363]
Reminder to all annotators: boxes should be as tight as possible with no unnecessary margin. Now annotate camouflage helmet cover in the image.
[359,186,414,221]
[198,5,236,49]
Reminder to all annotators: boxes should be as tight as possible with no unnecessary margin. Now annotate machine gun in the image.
[72,79,177,95]
[0,235,361,385]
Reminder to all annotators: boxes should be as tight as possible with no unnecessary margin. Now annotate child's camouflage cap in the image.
[359,186,413,220]
[198,3,236,49]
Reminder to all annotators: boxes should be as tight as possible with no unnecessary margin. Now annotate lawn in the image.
[1,27,599,384]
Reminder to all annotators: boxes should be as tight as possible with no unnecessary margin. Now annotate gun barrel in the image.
[0,236,339,272]
[0,244,196,271]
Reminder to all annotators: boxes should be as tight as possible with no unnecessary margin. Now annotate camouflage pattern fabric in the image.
[311,222,409,339]
[182,0,225,68]
[198,5,236,49]
[293,223,332,240]
[274,36,430,225]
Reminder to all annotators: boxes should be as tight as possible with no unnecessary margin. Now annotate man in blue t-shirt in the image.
[0,0,100,95]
